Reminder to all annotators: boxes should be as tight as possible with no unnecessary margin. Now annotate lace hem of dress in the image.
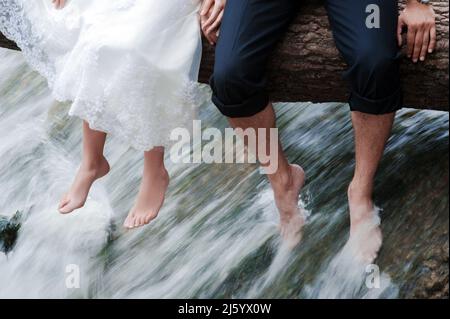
[0,0,57,85]
[68,81,206,152]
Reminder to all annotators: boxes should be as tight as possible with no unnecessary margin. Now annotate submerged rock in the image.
[0,211,22,254]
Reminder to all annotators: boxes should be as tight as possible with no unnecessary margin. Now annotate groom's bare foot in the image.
[347,182,383,263]
[270,164,306,246]
[124,166,169,229]
[59,156,110,214]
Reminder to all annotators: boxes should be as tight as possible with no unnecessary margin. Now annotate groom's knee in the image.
[210,58,270,118]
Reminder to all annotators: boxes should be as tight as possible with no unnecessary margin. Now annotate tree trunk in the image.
[1,0,448,111]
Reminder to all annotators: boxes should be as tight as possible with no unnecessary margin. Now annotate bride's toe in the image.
[136,216,144,227]
[59,194,69,209]
[145,213,156,224]
[59,201,73,214]
[133,216,141,228]
[123,214,134,229]
[144,215,152,225]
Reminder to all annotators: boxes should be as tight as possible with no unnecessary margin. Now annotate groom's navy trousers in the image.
[210,0,403,117]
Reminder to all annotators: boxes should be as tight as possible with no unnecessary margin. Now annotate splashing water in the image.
[0,49,448,299]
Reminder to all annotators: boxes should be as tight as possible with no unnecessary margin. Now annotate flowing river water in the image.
[0,48,448,299]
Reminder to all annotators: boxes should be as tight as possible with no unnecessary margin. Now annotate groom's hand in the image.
[200,0,226,45]
[52,0,66,9]
[398,0,436,63]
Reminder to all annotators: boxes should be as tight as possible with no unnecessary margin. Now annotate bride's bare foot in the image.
[346,182,383,263]
[124,164,169,229]
[270,164,306,246]
[59,156,110,214]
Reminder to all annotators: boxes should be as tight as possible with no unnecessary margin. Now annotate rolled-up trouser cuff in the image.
[211,91,270,118]
[349,87,403,115]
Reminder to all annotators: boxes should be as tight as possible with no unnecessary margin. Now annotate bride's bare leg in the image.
[59,121,110,214]
[124,147,169,229]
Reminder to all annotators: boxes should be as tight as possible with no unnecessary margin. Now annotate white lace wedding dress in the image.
[0,0,204,150]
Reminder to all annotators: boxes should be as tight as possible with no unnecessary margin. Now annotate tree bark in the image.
[1,0,448,111]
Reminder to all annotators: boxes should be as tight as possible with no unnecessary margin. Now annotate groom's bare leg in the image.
[347,111,395,262]
[228,103,306,243]
[210,1,301,242]
[325,0,402,261]
[59,121,110,214]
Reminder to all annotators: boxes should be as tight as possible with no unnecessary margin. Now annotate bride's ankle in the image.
[80,156,109,173]
[146,166,169,183]
[157,167,169,180]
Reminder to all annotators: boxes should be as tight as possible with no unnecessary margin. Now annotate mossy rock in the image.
[0,211,22,254]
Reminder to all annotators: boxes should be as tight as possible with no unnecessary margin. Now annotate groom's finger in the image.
[200,11,214,44]
[204,4,223,30]
[201,6,217,44]
[206,31,217,45]
[202,24,215,45]
[54,0,65,9]
[206,11,224,35]
[200,0,214,16]
[201,6,213,28]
